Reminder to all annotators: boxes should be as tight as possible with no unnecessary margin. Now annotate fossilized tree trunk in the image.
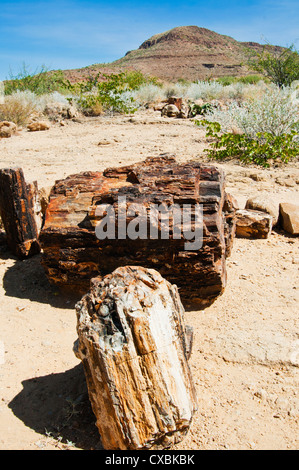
[74,266,197,450]
[40,155,236,307]
[0,168,40,258]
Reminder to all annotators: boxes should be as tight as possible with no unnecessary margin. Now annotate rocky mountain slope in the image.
[64,25,284,82]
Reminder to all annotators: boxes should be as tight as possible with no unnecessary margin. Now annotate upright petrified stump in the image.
[0,168,40,258]
[40,156,236,307]
[74,266,197,450]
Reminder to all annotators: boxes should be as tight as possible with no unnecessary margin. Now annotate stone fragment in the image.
[74,265,197,450]
[161,97,190,118]
[27,121,50,131]
[161,104,180,117]
[168,96,183,110]
[0,121,17,138]
[235,209,273,239]
[44,103,78,121]
[245,195,279,226]
[179,102,191,119]
[279,203,299,235]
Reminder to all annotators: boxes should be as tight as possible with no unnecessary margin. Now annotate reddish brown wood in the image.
[40,156,236,308]
[0,168,40,258]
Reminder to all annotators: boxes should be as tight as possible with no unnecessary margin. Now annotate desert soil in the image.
[0,109,298,450]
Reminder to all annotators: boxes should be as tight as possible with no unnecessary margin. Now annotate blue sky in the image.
[0,0,298,80]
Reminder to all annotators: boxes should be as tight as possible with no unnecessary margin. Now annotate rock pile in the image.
[160,97,190,118]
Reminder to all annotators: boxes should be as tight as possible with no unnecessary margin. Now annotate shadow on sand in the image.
[8,363,103,450]
[1,251,81,310]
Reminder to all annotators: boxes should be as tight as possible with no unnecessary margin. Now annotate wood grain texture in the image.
[0,168,40,258]
[40,156,237,307]
[74,266,198,450]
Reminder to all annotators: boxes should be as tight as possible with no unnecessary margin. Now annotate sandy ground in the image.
[0,109,298,450]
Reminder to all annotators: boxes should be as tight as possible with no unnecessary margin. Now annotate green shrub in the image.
[216,76,238,86]
[4,64,66,96]
[247,44,299,88]
[63,72,138,114]
[238,74,263,85]
[189,102,215,117]
[122,70,161,89]
[196,119,299,167]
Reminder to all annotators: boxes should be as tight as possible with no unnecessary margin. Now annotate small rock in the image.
[279,203,299,235]
[249,172,269,182]
[254,389,267,400]
[97,139,112,146]
[153,101,167,111]
[276,176,295,187]
[245,195,279,226]
[179,102,191,119]
[235,209,273,239]
[0,121,17,138]
[67,105,78,119]
[161,104,180,118]
[27,121,50,132]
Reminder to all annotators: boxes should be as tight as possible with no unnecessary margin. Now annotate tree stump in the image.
[74,265,197,450]
[0,168,40,258]
[40,156,237,307]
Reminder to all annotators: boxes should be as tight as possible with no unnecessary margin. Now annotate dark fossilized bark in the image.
[0,168,40,258]
[40,156,236,307]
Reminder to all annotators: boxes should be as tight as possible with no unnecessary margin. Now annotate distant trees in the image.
[247,43,299,87]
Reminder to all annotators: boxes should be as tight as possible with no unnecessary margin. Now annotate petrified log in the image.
[0,168,40,258]
[40,155,236,307]
[235,208,273,239]
[74,265,197,450]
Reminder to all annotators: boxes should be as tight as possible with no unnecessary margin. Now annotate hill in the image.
[63,25,284,82]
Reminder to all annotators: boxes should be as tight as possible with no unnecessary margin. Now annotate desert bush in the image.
[216,75,264,86]
[122,70,161,89]
[247,43,299,87]
[125,83,165,106]
[4,64,66,96]
[196,85,299,167]
[202,84,299,136]
[238,74,264,85]
[0,90,78,125]
[0,92,37,125]
[168,80,258,103]
[196,119,299,167]
[216,76,238,86]
[63,72,138,115]
[164,82,189,99]
[36,90,74,111]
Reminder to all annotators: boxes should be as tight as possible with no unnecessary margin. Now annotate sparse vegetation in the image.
[62,71,139,115]
[195,84,299,167]
[0,92,37,126]
[247,43,299,88]
[2,62,298,170]
[196,119,299,167]
[201,84,299,135]
[4,63,66,96]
